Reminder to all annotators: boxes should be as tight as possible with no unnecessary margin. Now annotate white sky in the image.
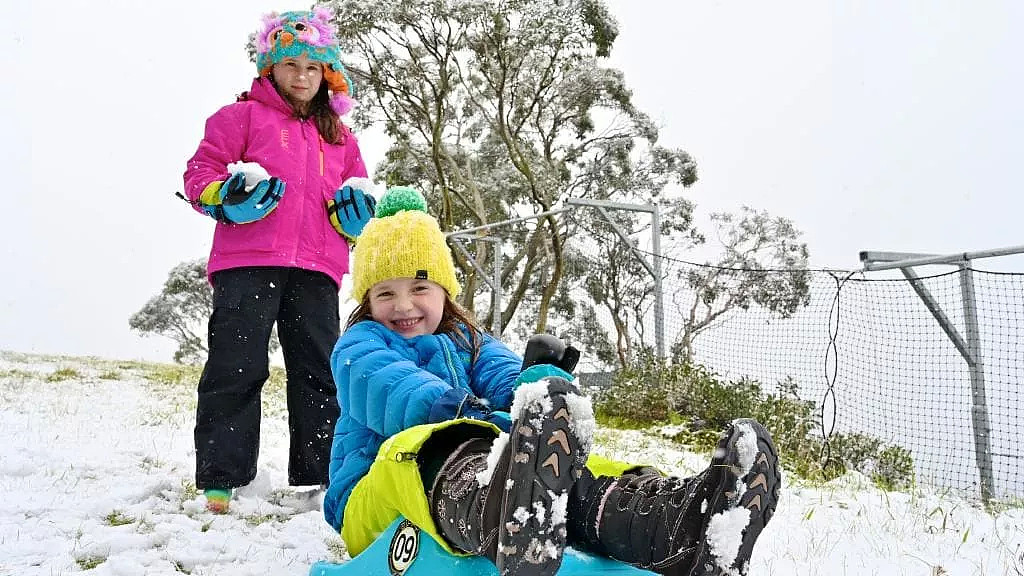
[3,351,1022,574]
[1,0,1022,362]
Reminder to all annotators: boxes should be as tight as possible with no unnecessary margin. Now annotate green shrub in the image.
[827,432,915,491]
[594,354,914,489]
[593,352,686,423]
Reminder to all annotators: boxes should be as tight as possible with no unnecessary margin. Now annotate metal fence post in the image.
[491,240,502,337]
[861,249,1007,502]
[651,204,665,359]
[958,261,995,503]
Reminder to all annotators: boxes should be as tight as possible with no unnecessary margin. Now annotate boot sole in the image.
[495,379,589,576]
[688,419,780,576]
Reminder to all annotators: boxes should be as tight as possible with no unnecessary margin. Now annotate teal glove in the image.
[198,172,285,224]
[327,177,377,242]
[513,364,574,389]
[223,175,285,224]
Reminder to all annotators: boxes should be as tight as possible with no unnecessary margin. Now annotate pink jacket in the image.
[184,77,367,287]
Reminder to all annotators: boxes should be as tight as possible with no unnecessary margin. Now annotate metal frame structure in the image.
[446,199,665,357]
[860,243,1024,502]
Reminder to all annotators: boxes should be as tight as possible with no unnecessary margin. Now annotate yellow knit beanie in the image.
[350,186,461,302]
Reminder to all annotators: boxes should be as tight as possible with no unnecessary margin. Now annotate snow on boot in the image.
[495,377,595,576]
[694,418,780,575]
[567,418,779,576]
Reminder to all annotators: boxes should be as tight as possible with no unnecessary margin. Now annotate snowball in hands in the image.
[227,161,271,192]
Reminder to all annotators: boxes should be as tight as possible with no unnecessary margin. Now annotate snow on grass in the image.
[2,351,1023,575]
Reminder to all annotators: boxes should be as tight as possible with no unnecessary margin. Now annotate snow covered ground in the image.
[1,351,1022,575]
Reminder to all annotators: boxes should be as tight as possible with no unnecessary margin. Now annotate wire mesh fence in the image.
[666,262,1024,501]
[453,210,1024,501]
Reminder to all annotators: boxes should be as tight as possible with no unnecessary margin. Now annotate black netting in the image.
[455,216,1023,501]
[639,255,1022,500]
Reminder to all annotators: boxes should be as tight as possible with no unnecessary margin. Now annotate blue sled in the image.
[310,517,655,576]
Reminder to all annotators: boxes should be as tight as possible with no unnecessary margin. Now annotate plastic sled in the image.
[310,516,655,576]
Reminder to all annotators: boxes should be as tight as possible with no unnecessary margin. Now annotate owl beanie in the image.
[350,187,461,303]
[255,8,356,115]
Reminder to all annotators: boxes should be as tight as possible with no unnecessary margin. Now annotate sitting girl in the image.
[322,186,780,576]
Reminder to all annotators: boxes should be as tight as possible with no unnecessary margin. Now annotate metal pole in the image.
[899,267,973,364]
[958,262,994,503]
[862,244,1024,272]
[491,241,502,337]
[445,207,571,238]
[651,204,665,359]
[861,248,1004,501]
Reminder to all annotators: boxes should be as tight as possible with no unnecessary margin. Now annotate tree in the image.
[670,207,811,363]
[315,1,810,369]
[325,0,697,335]
[130,260,280,364]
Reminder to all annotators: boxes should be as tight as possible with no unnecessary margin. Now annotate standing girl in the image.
[182,8,376,513]
[323,186,781,576]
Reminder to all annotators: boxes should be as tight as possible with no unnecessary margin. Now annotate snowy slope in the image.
[1,351,1022,575]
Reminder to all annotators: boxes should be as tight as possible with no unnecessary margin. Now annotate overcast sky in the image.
[2,0,1022,362]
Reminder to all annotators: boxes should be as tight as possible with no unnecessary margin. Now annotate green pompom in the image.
[375,186,428,218]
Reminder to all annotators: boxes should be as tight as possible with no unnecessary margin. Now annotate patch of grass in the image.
[139,455,164,472]
[136,517,156,534]
[325,537,349,562]
[75,554,107,570]
[594,412,668,430]
[986,495,1024,514]
[116,360,151,371]
[244,513,278,526]
[144,364,203,389]
[201,520,213,533]
[0,368,39,380]
[98,370,122,380]
[104,510,135,526]
[46,367,81,382]
[179,479,200,507]
[827,432,916,492]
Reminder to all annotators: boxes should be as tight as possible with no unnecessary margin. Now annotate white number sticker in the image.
[388,520,420,575]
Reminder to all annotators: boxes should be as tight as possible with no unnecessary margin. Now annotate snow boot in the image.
[428,377,594,576]
[426,435,502,562]
[567,419,780,576]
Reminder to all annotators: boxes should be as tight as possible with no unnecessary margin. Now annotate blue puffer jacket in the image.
[323,320,521,531]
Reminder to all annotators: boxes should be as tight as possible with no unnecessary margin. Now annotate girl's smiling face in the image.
[368,277,447,338]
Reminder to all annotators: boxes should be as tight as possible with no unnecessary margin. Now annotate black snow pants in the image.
[194,266,340,489]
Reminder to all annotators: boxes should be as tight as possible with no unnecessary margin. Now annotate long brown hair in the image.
[307,83,344,144]
[347,294,485,364]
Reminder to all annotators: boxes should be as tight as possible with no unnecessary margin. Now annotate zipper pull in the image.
[394,451,419,463]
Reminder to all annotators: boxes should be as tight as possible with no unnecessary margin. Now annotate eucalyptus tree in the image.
[671,207,811,364]
[326,0,697,334]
